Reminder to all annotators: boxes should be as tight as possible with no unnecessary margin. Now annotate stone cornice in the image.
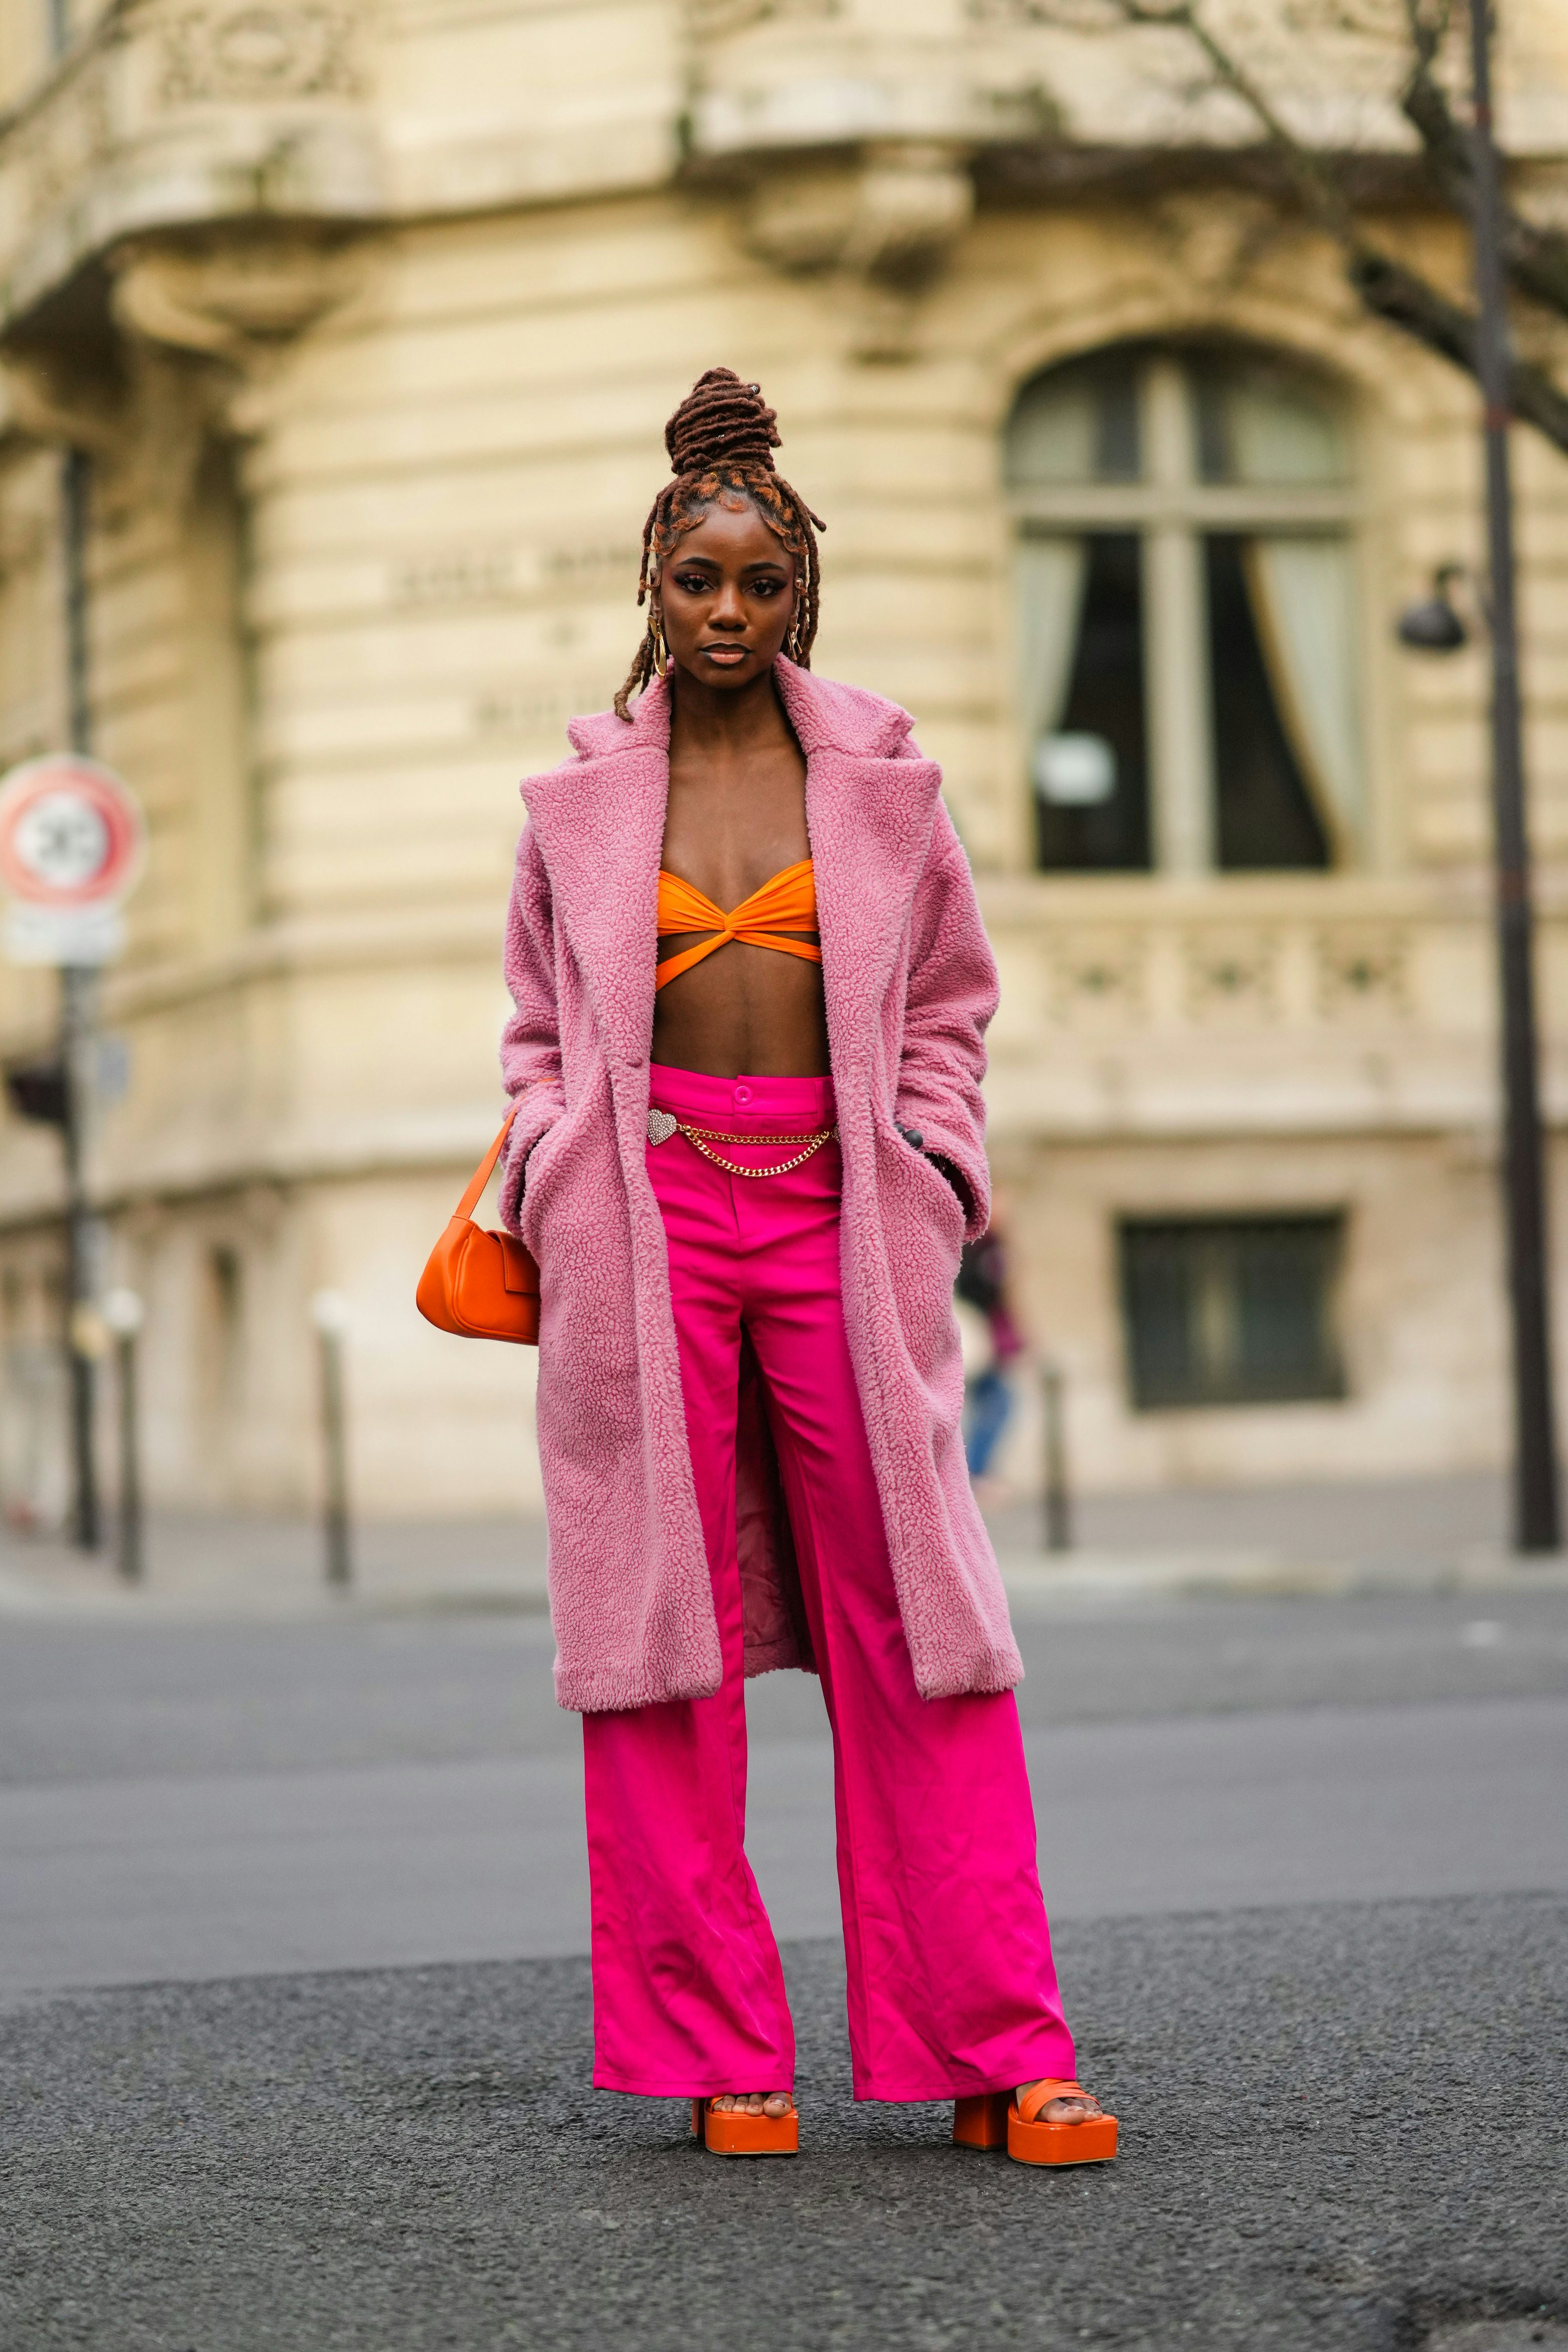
[0,1,379,337]
[0,0,1561,355]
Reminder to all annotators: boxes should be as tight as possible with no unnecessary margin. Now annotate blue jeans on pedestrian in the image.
[964,1366,1013,1479]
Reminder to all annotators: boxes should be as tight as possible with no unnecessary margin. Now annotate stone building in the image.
[1,0,1566,1525]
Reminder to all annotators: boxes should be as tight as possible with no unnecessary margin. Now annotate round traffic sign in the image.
[0,756,145,907]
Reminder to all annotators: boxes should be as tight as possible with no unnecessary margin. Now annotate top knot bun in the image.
[665,367,782,477]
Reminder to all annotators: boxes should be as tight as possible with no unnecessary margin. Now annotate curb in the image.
[5,1549,1568,1625]
[997,1549,1568,1604]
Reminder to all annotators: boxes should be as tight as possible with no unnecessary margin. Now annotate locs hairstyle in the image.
[614,368,825,721]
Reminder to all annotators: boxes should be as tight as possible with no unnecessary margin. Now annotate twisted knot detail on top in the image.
[655,858,821,990]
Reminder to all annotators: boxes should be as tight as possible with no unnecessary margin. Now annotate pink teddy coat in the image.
[498,656,1024,1714]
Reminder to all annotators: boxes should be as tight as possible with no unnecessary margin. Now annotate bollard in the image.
[101,1287,145,1583]
[309,1289,353,1590]
[1041,1359,1071,1555]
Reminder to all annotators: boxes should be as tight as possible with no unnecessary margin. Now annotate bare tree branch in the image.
[1086,0,1568,456]
[1399,36,1568,316]
[1111,0,1353,239]
[1352,249,1568,444]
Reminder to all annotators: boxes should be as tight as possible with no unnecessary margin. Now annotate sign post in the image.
[0,754,146,1550]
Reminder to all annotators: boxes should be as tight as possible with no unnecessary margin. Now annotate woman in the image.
[498,369,1113,2165]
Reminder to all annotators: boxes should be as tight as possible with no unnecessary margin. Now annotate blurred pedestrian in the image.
[494,369,1113,2168]
[957,1226,1025,1496]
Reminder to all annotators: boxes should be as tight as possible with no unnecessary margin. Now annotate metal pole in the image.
[312,1293,353,1588]
[64,451,91,750]
[1041,1360,1071,1554]
[1471,0,1561,1551]
[320,1329,351,1587]
[60,964,100,1548]
[60,448,101,1550]
[111,1320,144,1586]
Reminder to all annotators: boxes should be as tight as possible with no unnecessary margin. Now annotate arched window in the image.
[1006,343,1363,875]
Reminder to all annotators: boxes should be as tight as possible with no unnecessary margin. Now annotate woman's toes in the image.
[763,2094,790,2118]
[1038,2094,1089,2122]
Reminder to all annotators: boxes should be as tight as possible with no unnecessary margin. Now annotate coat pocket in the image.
[897,1121,967,1253]
[873,1114,967,1391]
[517,1113,572,1259]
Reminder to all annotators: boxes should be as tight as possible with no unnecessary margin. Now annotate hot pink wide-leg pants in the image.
[581,1063,1076,2100]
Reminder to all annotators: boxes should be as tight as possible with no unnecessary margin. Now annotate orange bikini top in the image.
[656,857,821,990]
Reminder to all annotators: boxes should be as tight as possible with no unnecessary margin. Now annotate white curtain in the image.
[1244,538,1364,860]
[1017,537,1088,764]
[1009,373,1096,769]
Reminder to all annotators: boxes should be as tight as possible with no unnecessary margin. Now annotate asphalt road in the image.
[3,1589,1567,2349]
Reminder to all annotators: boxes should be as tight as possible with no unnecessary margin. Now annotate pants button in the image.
[733,1085,751,1105]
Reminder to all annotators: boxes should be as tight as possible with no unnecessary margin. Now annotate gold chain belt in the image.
[647,1108,837,1179]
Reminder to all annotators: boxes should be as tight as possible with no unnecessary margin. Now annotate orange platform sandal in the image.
[690,2097,800,2158]
[953,2082,1117,2167]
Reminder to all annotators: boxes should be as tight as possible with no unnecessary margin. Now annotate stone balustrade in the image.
[980,870,1550,1141]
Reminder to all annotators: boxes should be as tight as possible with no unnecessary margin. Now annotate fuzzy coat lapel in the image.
[774,662,943,1075]
[519,680,672,1070]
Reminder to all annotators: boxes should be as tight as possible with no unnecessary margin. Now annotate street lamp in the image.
[1392,2,1560,1555]
[1396,564,1473,654]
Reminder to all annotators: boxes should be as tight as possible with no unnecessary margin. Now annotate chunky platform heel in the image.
[690,2097,800,2157]
[1007,2079,1117,2167]
[952,2092,1011,2151]
[953,2084,1117,2165]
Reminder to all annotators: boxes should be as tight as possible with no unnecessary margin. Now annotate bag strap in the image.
[455,1105,520,1223]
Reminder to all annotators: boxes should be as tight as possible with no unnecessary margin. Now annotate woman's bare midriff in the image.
[650,933,829,1078]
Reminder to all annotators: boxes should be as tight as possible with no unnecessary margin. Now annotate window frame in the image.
[1009,346,1366,877]
[1117,1209,1350,1413]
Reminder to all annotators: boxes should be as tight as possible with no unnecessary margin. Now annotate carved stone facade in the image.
[0,0,1566,1525]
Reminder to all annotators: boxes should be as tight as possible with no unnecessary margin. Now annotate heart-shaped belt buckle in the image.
[647,1109,678,1146]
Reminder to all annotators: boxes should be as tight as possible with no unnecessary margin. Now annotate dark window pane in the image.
[1007,349,1142,487]
[1095,364,1140,481]
[1190,353,1348,485]
[1119,1216,1346,1410]
[1206,536,1331,872]
[1034,534,1151,873]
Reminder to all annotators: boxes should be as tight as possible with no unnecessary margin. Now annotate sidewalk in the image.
[995,1468,1568,1601]
[5,1470,1567,1620]
[0,1510,552,1620]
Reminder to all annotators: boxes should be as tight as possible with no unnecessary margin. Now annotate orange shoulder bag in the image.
[416,1108,541,1345]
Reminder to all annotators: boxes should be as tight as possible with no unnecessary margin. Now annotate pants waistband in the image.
[648,1062,836,1131]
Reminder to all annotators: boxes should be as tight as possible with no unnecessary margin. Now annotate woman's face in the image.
[656,497,799,694]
